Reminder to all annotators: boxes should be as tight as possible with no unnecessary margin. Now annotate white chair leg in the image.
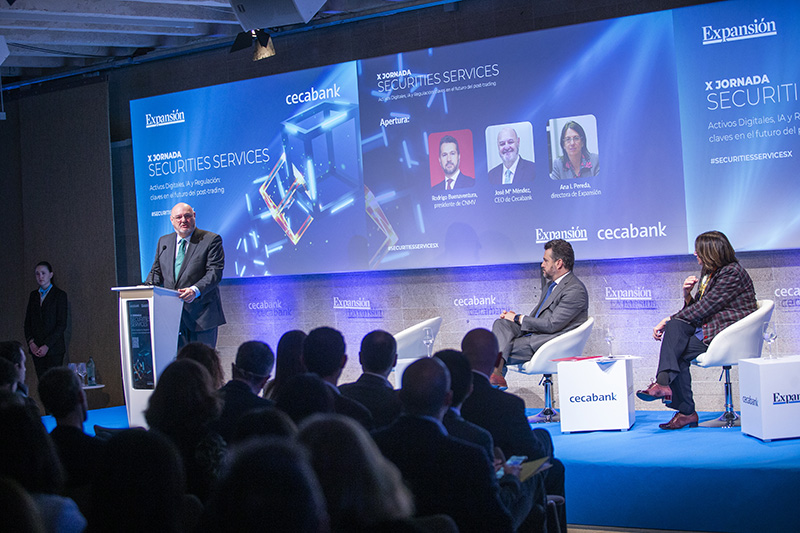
[700,366,740,428]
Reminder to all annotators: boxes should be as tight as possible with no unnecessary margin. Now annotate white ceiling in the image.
[0,0,452,87]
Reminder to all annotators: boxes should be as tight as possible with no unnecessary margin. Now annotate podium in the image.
[112,286,183,428]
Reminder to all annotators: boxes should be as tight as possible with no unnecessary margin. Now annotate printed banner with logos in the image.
[130,0,800,278]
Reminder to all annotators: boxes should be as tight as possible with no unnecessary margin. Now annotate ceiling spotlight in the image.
[253,30,275,61]
[229,29,275,61]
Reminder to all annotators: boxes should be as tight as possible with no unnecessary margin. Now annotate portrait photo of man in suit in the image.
[487,126,535,186]
[431,134,475,191]
[145,202,226,348]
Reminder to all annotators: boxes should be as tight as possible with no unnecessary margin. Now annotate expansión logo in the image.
[702,17,777,45]
[333,296,383,319]
[145,109,185,128]
[535,226,588,244]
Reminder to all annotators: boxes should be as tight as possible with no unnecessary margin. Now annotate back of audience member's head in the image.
[0,403,65,495]
[38,367,84,419]
[399,357,452,418]
[230,407,298,444]
[90,429,186,533]
[145,359,222,439]
[303,327,346,379]
[298,414,414,529]
[176,342,225,389]
[461,328,501,376]
[233,340,274,387]
[0,358,18,392]
[205,437,330,532]
[265,330,307,399]
[434,349,473,407]
[275,373,335,425]
[359,330,397,375]
[0,340,26,367]
[0,476,46,533]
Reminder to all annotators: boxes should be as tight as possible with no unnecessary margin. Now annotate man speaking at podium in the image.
[145,202,226,349]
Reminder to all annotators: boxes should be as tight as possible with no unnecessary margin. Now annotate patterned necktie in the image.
[503,168,513,185]
[175,238,186,277]
[446,178,454,190]
[535,282,556,317]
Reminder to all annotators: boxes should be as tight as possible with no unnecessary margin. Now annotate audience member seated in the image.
[145,359,225,503]
[89,429,194,533]
[0,476,47,533]
[202,437,330,532]
[372,357,514,533]
[435,349,535,531]
[275,373,335,425]
[263,329,307,400]
[303,327,374,429]
[176,342,226,389]
[230,406,298,444]
[0,340,39,415]
[0,357,18,393]
[37,366,104,515]
[213,340,274,443]
[298,413,425,532]
[340,330,403,429]
[0,402,86,533]
[461,328,562,530]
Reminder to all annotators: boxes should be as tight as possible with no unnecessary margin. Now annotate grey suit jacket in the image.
[519,271,588,354]
[145,227,226,332]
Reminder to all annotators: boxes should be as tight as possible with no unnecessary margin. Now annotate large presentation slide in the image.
[130,0,800,278]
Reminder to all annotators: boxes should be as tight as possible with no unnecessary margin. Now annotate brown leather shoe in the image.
[490,373,508,390]
[659,411,699,430]
[636,381,672,402]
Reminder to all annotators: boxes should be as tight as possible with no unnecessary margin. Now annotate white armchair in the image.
[512,317,595,423]
[392,317,443,389]
[692,299,774,427]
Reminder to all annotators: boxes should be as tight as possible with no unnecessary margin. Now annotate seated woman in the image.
[637,230,757,429]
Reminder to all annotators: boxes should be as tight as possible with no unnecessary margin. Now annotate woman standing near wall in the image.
[24,261,69,380]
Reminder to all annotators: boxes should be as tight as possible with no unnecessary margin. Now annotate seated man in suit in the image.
[37,366,105,515]
[372,357,514,533]
[214,340,275,443]
[488,127,535,185]
[491,238,588,388]
[339,330,403,429]
[303,327,373,429]
[461,328,565,526]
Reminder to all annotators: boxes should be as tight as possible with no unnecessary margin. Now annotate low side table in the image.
[740,355,800,441]
[557,356,636,433]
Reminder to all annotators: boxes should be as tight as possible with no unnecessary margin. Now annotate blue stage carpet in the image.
[45,407,800,532]
[535,409,800,533]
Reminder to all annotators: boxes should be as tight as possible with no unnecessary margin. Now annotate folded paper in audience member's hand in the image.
[519,456,552,482]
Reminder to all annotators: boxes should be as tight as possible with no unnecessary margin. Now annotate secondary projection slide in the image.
[357,11,689,271]
[130,63,366,277]
[672,0,800,252]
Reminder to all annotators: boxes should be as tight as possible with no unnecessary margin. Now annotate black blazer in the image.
[24,285,68,355]
[340,373,402,429]
[372,415,513,533]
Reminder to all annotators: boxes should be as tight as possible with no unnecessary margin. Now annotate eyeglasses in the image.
[172,214,194,221]
[563,136,582,144]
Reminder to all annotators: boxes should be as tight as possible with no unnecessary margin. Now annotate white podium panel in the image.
[740,355,800,441]
[112,286,183,428]
[558,357,635,433]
